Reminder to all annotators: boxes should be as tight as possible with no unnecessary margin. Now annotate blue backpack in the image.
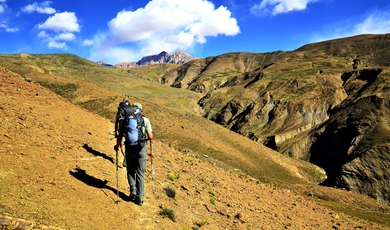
[122,106,147,148]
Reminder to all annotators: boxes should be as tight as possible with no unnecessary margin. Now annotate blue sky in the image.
[1,0,389,65]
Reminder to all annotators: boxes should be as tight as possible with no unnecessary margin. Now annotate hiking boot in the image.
[129,192,136,201]
[134,198,143,206]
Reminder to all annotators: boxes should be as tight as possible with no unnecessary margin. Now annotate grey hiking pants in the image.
[125,145,147,201]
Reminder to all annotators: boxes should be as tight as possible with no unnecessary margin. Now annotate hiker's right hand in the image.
[114,145,119,151]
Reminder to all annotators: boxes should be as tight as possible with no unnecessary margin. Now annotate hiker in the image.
[115,102,153,206]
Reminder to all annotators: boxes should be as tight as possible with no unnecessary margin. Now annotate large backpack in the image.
[121,106,147,148]
[117,100,131,134]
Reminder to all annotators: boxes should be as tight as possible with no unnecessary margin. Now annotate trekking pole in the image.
[150,140,155,195]
[115,149,120,204]
[108,132,116,140]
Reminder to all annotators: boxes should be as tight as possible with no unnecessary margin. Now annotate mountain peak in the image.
[114,50,197,68]
[96,61,112,67]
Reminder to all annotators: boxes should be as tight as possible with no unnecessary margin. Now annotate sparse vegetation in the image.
[195,218,208,228]
[37,81,79,100]
[76,97,118,119]
[159,207,176,222]
[164,186,176,199]
[167,172,176,181]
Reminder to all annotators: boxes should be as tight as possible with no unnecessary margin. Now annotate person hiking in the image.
[114,102,153,206]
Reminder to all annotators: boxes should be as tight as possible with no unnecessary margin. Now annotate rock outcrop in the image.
[114,61,137,68]
[96,61,112,67]
[137,51,171,66]
[115,50,196,68]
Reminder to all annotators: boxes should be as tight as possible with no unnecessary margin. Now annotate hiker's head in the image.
[133,102,143,111]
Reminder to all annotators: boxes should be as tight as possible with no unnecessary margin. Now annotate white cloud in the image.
[38,30,48,37]
[0,0,7,14]
[37,11,79,32]
[6,27,19,32]
[251,0,317,16]
[311,10,390,43]
[89,44,139,64]
[22,1,56,14]
[82,39,94,46]
[190,6,239,42]
[352,10,390,35]
[95,0,239,62]
[53,32,75,41]
[36,12,80,50]
[48,40,67,49]
[0,1,19,34]
[0,22,19,33]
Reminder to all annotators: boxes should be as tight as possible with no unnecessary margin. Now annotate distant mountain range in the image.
[97,50,197,68]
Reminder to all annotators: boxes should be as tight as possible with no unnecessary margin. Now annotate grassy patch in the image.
[37,81,79,100]
[76,97,117,119]
[316,200,390,227]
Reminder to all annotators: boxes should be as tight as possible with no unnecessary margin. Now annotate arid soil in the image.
[1,70,389,229]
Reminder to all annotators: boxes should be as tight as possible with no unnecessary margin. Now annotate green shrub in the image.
[208,190,215,196]
[160,207,176,222]
[164,186,176,199]
[167,172,176,181]
[195,218,208,227]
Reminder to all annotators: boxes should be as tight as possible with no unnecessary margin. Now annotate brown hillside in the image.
[0,53,322,187]
[1,66,390,229]
[158,34,390,206]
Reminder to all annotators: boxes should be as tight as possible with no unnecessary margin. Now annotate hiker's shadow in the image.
[69,167,129,201]
[83,144,114,164]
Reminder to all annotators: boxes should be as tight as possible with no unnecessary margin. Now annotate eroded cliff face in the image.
[257,68,390,205]
[202,73,347,150]
[307,69,390,205]
[221,69,390,205]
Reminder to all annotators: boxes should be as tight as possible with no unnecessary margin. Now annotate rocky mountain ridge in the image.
[113,50,196,68]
